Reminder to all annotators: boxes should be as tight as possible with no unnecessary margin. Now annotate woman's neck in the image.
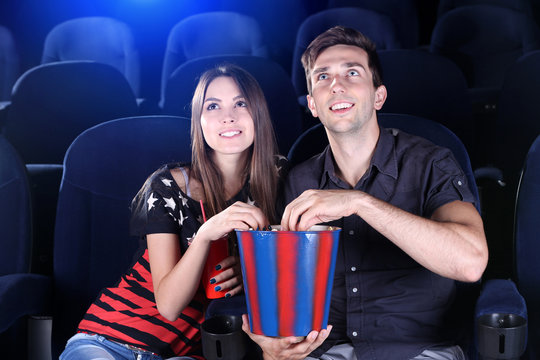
[213,152,249,199]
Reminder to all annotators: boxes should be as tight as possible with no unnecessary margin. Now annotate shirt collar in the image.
[320,125,398,189]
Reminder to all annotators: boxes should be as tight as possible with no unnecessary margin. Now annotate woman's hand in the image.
[209,255,244,297]
[196,201,269,243]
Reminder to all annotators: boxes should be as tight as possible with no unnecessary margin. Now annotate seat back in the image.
[0,25,19,102]
[51,115,192,357]
[162,55,303,155]
[3,60,138,165]
[41,17,140,96]
[160,11,267,106]
[437,0,533,18]
[327,0,419,48]
[377,49,474,157]
[496,50,540,190]
[291,7,401,100]
[515,135,540,359]
[287,113,480,208]
[0,135,31,275]
[430,5,540,89]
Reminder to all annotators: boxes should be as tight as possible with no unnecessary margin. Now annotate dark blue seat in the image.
[161,55,303,155]
[2,60,139,276]
[160,11,267,107]
[430,4,540,125]
[0,25,19,102]
[377,49,475,160]
[41,17,141,97]
[327,0,419,48]
[3,60,138,165]
[515,135,540,359]
[0,135,51,357]
[437,0,533,18]
[51,115,192,357]
[291,7,401,104]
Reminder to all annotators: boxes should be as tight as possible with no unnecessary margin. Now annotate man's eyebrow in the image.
[312,66,329,76]
[344,62,366,70]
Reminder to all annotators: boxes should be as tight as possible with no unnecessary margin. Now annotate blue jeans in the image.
[60,333,196,360]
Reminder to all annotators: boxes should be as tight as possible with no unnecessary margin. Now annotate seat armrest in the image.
[475,279,527,359]
[0,273,52,333]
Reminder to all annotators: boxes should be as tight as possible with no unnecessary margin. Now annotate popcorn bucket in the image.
[235,225,340,337]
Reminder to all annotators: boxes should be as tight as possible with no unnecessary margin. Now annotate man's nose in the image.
[331,75,345,93]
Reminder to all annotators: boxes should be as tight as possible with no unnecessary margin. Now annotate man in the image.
[242,26,488,360]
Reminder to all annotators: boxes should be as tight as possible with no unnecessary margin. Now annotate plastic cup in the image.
[236,225,341,337]
[202,237,229,299]
[201,315,247,360]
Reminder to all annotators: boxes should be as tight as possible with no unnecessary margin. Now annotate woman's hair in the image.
[190,64,279,222]
[301,26,383,94]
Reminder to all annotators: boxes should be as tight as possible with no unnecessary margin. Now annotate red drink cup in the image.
[202,237,229,299]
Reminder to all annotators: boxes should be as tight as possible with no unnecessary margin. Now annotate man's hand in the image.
[242,314,332,360]
[281,189,359,231]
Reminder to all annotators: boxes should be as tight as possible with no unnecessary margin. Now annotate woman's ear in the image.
[374,85,387,111]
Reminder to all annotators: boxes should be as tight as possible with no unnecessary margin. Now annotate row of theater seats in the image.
[1,0,539,106]
[1,46,539,276]
[0,113,537,358]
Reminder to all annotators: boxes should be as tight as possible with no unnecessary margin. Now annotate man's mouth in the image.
[330,102,354,111]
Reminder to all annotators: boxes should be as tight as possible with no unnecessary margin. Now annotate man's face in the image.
[306,44,386,135]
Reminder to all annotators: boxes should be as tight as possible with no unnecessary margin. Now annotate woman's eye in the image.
[236,100,248,108]
[207,103,219,110]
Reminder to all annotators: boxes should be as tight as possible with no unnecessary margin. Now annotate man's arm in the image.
[281,189,488,282]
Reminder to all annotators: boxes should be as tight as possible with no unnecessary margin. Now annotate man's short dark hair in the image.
[301,26,383,94]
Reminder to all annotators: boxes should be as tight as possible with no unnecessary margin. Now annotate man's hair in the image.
[301,26,383,94]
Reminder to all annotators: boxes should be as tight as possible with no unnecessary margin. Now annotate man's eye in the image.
[207,103,219,110]
[348,70,359,76]
[317,73,329,81]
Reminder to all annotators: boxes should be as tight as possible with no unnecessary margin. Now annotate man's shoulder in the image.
[385,127,453,159]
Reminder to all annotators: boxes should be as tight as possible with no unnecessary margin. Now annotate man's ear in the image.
[307,94,318,118]
[374,85,387,111]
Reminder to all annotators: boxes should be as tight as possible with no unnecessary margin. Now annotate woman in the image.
[60,64,284,359]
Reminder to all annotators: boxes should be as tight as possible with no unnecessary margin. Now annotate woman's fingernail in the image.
[209,278,216,284]
[215,285,222,291]
[225,293,231,298]
[215,264,222,271]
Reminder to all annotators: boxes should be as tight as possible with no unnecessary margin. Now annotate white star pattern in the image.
[147,193,158,211]
[164,197,176,211]
[178,210,188,226]
[179,191,189,207]
[161,178,173,187]
[247,196,255,206]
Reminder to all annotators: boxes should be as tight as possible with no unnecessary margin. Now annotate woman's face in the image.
[200,76,255,158]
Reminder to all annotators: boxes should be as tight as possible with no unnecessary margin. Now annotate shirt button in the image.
[352,331,358,337]
[348,230,354,235]
[352,287,358,293]
[351,266,357,272]
[457,180,463,186]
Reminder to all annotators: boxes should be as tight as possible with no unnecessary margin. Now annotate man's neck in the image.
[327,121,380,188]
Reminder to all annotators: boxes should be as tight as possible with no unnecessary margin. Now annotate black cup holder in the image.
[201,315,248,360]
[477,313,527,360]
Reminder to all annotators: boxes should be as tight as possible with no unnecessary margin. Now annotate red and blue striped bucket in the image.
[236,225,340,337]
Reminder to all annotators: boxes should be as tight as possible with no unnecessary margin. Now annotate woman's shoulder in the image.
[275,154,289,179]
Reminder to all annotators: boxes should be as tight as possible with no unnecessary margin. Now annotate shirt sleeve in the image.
[130,172,181,237]
[424,150,476,218]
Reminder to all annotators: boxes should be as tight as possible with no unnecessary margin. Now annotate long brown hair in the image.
[190,64,279,222]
